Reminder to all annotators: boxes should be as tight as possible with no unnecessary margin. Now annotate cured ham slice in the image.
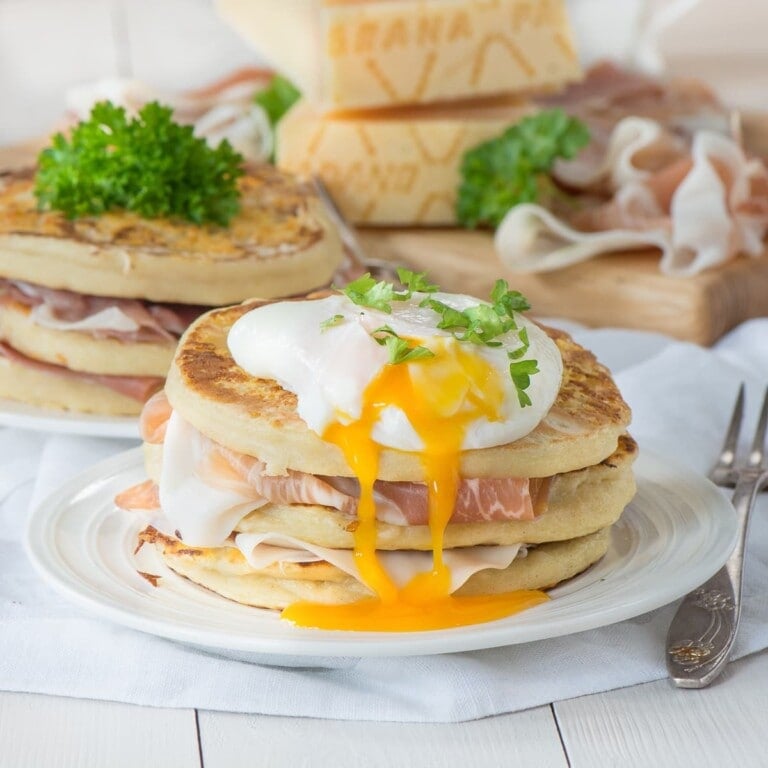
[137,401,544,529]
[232,531,523,592]
[553,116,687,192]
[115,480,160,512]
[140,391,173,444]
[668,133,768,274]
[205,443,356,515]
[496,119,768,276]
[0,341,164,402]
[495,203,668,273]
[540,61,727,136]
[325,475,537,525]
[138,525,524,594]
[0,279,207,343]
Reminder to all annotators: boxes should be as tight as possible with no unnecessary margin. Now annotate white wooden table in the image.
[2,652,767,767]
[2,1,767,765]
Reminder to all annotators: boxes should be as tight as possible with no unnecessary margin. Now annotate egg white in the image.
[227,292,563,451]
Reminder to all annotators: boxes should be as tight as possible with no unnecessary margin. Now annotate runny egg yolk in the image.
[281,339,549,631]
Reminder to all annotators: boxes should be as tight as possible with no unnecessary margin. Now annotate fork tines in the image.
[710,383,768,486]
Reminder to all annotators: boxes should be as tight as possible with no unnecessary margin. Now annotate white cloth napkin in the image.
[1,320,767,723]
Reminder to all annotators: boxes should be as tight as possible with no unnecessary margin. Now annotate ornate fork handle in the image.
[666,470,768,688]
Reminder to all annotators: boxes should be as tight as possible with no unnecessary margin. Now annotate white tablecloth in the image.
[1,320,767,722]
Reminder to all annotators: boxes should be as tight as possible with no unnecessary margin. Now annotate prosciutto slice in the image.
[204,443,357,515]
[0,279,207,343]
[140,390,173,444]
[324,475,537,525]
[115,480,160,512]
[553,116,687,192]
[540,61,727,137]
[137,399,544,526]
[0,341,164,402]
[496,119,768,276]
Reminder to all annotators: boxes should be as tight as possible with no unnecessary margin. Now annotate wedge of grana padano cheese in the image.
[216,0,580,110]
[276,98,534,225]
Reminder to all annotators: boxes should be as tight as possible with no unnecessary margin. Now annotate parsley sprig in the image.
[254,75,301,129]
[254,74,301,162]
[456,108,590,229]
[372,326,435,365]
[326,270,539,407]
[420,284,529,347]
[320,314,344,331]
[340,268,438,313]
[35,101,244,226]
[421,279,538,407]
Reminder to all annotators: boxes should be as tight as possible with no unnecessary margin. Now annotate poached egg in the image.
[228,289,563,631]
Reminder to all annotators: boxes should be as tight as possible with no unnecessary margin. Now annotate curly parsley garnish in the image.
[421,279,538,407]
[456,108,590,229]
[35,101,244,226]
[325,270,539,407]
[340,268,438,313]
[372,326,435,365]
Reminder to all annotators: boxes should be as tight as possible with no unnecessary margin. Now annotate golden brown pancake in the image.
[0,355,155,415]
[0,300,174,377]
[165,301,632,480]
[0,166,343,304]
[132,294,635,615]
[138,525,612,610]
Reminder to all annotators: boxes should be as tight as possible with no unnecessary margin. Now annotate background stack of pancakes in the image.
[137,301,636,609]
[0,165,343,415]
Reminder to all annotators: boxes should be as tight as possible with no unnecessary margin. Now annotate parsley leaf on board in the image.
[254,74,301,128]
[35,101,244,226]
[456,108,590,229]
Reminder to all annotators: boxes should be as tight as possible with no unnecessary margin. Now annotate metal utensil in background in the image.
[312,177,404,284]
[666,383,768,688]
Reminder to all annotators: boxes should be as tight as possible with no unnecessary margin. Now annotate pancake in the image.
[0,354,157,415]
[138,525,611,610]
[165,301,632,480]
[121,289,635,626]
[0,165,344,304]
[0,161,344,414]
[0,299,174,377]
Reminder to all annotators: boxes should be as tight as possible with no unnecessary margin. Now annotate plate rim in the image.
[0,397,139,438]
[24,446,739,658]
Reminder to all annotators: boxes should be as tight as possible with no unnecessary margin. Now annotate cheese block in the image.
[277,99,534,225]
[216,0,581,110]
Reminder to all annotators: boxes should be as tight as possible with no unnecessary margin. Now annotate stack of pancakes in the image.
[0,166,342,415]
[132,301,636,609]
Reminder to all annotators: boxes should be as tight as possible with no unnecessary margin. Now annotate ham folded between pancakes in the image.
[124,392,547,527]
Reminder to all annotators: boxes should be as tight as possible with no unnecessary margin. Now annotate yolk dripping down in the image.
[281,339,549,631]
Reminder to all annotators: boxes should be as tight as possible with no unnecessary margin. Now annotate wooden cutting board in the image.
[358,228,768,345]
[4,138,768,346]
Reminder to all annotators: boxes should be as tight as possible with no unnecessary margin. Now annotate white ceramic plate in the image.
[25,447,738,662]
[0,398,139,438]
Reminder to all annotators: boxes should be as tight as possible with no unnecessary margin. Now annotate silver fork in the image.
[312,176,403,284]
[666,383,768,688]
